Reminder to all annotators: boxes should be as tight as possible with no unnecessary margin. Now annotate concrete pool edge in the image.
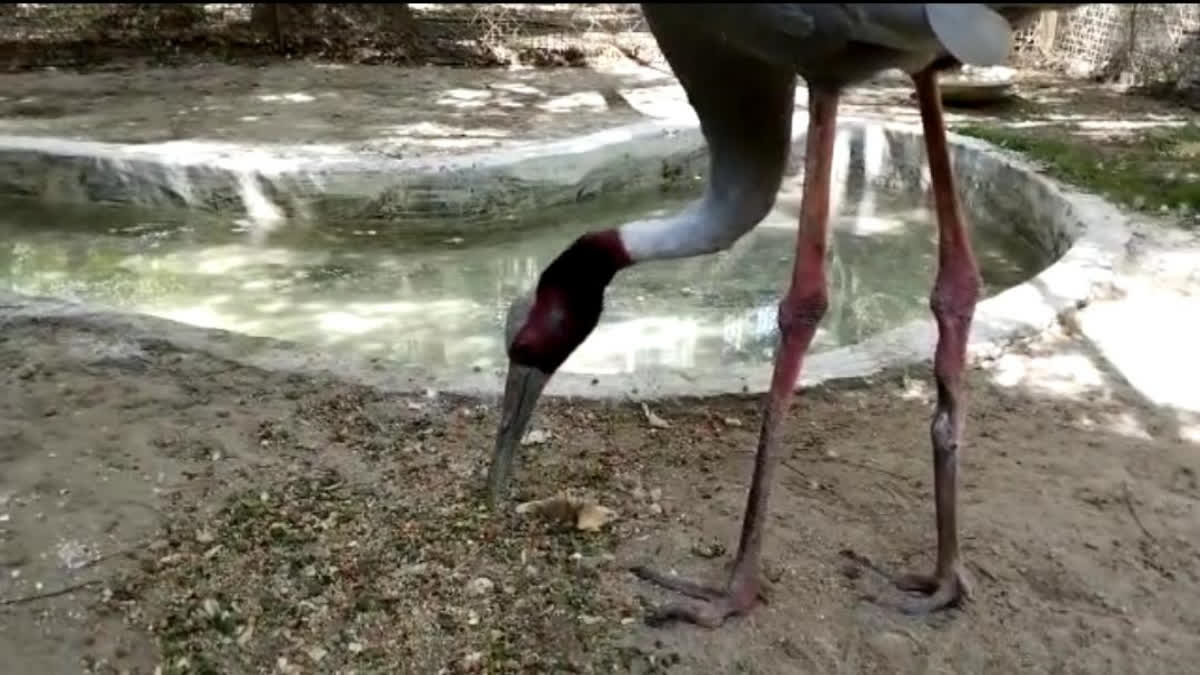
[0,120,713,229]
[0,115,1133,402]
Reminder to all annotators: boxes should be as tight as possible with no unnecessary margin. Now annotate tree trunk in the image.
[250,4,319,47]
[250,3,281,46]
[384,4,418,37]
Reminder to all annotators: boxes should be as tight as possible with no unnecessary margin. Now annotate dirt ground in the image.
[2,309,1198,675]
[0,61,663,155]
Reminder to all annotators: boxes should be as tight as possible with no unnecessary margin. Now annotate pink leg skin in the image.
[891,68,982,615]
[630,87,839,628]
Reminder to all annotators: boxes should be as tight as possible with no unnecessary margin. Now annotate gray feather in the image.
[925,4,1016,66]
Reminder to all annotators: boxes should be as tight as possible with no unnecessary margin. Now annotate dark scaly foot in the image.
[893,563,972,615]
[883,69,980,620]
[630,565,762,628]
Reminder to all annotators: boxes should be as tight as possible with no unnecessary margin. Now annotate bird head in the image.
[486,230,631,507]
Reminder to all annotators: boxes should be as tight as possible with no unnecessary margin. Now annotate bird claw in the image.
[630,564,761,628]
[890,565,972,615]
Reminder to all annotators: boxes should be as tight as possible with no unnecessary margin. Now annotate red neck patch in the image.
[508,229,633,373]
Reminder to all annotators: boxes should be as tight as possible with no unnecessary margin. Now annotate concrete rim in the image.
[0,113,1133,402]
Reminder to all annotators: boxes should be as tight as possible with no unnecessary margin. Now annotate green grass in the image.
[954,122,1200,219]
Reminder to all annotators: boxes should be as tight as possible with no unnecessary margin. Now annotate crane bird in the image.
[486,3,1083,628]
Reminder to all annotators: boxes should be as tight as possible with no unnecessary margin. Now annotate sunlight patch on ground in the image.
[1172,410,1200,444]
[1079,293,1200,414]
[384,121,509,139]
[898,377,933,402]
[490,82,544,97]
[256,92,317,104]
[1075,409,1154,441]
[982,343,1171,443]
[536,91,608,113]
[436,88,492,109]
[615,84,692,121]
[378,128,510,149]
[988,349,1108,396]
[1000,119,1189,140]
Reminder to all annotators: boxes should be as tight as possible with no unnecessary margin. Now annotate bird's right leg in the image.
[889,67,981,615]
[632,86,839,628]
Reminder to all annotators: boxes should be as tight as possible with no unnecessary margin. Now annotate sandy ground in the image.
[0,60,1190,157]
[0,62,666,155]
[2,307,1199,675]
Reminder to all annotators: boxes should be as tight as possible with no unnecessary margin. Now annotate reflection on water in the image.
[0,180,1043,377]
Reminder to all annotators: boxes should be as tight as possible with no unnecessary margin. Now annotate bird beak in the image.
[486,361,550,508]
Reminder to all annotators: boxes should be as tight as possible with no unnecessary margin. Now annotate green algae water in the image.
[0,184,1044,377]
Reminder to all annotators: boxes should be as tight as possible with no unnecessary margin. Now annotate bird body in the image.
[488,3,1086,627]
[642,4,1076,88]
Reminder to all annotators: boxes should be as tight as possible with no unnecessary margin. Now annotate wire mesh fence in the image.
[1012,4,1200,91]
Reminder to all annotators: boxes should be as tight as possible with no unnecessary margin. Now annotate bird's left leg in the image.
[631,86,839,628]
[891,67,981,614]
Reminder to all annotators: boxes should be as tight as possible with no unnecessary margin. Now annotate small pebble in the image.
[691,541,726,559]
[201,597,220,618]
[460,651,484,672]
[867,631,914,662]
[236,623,254,648]
[520,429,551,446]
[642,403,670,429]
[400,563,429,576]
[467,577,495,595]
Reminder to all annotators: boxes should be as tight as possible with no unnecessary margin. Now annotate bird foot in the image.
[891,563,972,615]
[629,564,762,628]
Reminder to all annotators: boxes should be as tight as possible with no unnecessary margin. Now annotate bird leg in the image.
[631,87,838,628]
[891,68,981,615]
